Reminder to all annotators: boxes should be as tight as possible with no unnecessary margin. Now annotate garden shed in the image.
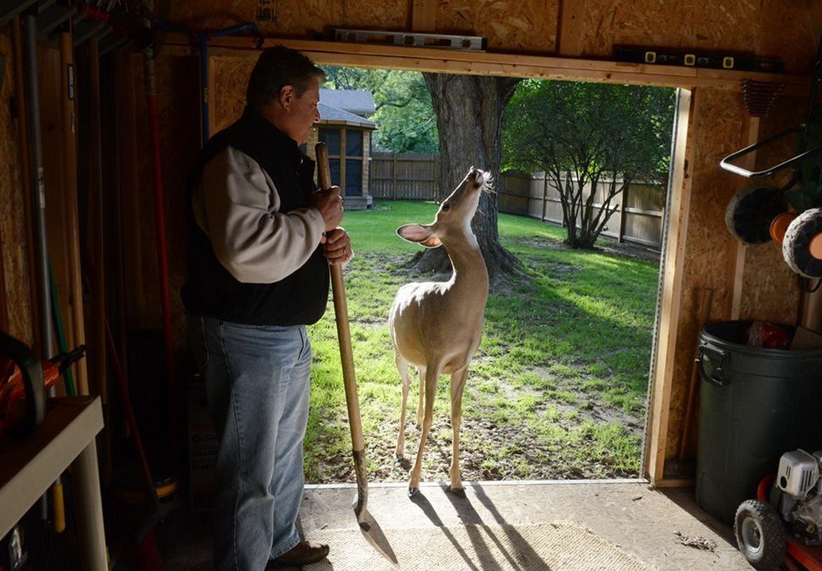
[312,88,376,210]
[1,1,822,570]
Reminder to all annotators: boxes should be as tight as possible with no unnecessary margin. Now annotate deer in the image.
[389,168,490,497]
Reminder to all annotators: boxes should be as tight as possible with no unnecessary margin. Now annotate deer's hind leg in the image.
[409,365,439,496]
[395,353,413,461]
[416,366,425,427]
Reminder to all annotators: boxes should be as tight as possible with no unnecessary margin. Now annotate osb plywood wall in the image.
[0,33,34,344]
[211,56,255,133]
[431,1,559,53]
[170,0,410,42]
[559,1,819,67]
[167,0,820,71]
[689,89,800,325]
[737,94,810,324]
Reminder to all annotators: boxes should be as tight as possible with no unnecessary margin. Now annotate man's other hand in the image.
[309,185,344,232]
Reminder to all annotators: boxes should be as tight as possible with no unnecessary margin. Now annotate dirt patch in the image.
[516,234,660,264]
[596,240,661,263]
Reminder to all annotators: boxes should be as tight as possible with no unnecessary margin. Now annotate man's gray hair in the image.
[246,45,326,109]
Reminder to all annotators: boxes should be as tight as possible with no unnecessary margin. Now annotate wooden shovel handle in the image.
[315,143,365,454]
[60,29,89,394]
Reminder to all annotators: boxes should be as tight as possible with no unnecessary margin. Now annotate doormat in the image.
[305,520,657,571]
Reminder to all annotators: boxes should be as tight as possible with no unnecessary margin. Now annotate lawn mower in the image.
[735,449,822,571]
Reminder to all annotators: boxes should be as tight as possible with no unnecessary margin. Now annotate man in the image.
[183,46,350,570]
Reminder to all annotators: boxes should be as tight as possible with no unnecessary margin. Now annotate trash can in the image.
[695,320,822,525]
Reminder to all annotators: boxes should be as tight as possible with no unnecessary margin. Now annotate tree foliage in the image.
[503,80,675,249]
[323,66,438,153]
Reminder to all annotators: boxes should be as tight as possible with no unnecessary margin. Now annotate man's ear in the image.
[280,85,295,109]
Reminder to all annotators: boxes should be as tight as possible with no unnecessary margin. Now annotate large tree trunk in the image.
[411,73,523,283]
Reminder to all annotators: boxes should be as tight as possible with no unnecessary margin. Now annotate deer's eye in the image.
[441,203,450,211]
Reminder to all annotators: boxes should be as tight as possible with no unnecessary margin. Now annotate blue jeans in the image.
[190,316,312,571]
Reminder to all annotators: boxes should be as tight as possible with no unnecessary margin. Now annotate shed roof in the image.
[319,89,376,117]
[318,102,377,129]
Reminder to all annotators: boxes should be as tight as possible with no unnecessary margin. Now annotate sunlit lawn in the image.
[305,200,660,484]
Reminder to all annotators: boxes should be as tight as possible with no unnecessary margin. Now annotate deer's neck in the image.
[444,234,489,298]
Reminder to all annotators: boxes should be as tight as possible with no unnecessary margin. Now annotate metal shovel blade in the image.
[352,451,399,567]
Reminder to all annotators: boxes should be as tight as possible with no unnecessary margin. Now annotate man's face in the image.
[281,76,322,145]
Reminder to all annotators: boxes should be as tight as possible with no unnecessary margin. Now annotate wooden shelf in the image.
[0,397,107,570]
[159,34,810,94]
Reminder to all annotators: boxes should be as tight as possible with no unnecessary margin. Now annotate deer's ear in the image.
[397,224,442,248]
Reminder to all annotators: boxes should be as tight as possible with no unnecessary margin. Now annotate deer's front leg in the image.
[448,367,469,496]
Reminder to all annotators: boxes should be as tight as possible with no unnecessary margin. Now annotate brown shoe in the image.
[268,540,330,568]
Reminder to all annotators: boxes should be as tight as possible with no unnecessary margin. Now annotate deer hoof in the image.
[408,486,419,497]
[447,485,466,498]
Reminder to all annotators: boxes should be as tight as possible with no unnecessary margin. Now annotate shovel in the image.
[316,142,399,567]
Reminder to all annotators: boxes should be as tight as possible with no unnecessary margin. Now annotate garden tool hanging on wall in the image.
[721,36,822,279]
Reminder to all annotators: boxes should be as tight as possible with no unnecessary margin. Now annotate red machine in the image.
[735,452,822,571]
[0,332,60,440]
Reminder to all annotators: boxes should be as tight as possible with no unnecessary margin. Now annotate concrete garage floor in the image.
[161,480,754,571]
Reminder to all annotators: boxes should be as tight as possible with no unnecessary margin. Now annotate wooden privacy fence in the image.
[497,171,666,248]
[369,153,665,249]
[370,152,440,200]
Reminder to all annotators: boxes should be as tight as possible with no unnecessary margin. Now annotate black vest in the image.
[181,107,329,326]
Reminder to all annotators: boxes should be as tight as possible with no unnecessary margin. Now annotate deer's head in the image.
[397,168,489,248]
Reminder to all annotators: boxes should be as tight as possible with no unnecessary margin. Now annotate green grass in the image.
[305,200,659,484]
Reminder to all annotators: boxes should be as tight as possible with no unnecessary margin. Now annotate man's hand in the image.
[308,185,344,232]
[323,227,353,265]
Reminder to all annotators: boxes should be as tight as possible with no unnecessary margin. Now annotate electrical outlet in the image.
[256,1,276,22]
[0,525,25,571]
